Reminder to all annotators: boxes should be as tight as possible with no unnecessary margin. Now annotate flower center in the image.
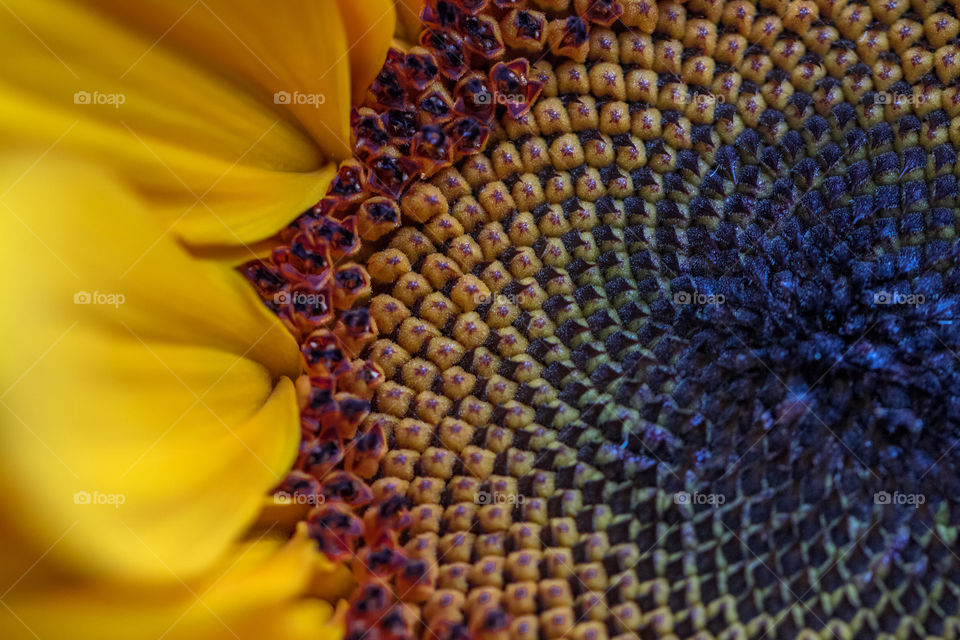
[245,1,960,639]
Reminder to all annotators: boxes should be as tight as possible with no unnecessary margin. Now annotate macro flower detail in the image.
[247,1,960,639]
[6,0,960,637]
[1,1,397,638]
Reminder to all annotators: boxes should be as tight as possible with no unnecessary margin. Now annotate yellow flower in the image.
[0,0,394,638]
[393,0,424,48]
[223,1,960,640]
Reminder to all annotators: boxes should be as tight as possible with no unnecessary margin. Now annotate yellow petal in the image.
[338,0,400,104]
[394,0,425,44]
[0,527,345,640]
[0,0,392,249]
[0,153,301,580]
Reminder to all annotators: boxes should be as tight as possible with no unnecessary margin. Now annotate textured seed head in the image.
[245,1,960,639]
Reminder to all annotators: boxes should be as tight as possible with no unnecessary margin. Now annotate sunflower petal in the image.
[0,0,392,249]
[0,527,345,640]
[0,154,301,579]
[393,0,424,44]
[336,0,398,104]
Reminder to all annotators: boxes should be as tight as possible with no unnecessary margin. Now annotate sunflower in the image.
[1,1,396,638]
[242,1,960,640]
[7,0,960,640]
